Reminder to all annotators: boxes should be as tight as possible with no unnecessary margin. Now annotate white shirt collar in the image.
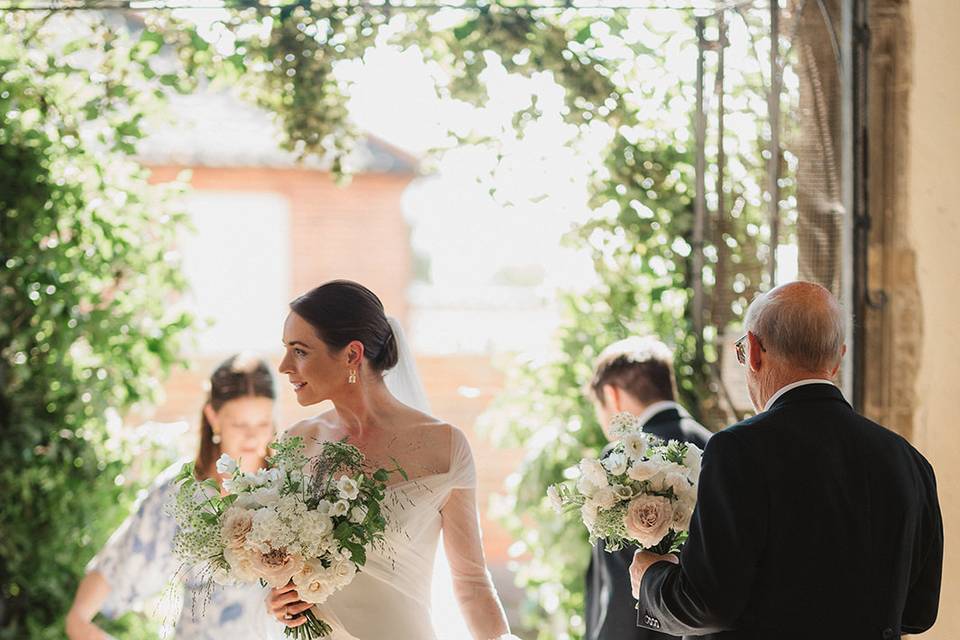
[763,379,837,412]
[636,400,683,429]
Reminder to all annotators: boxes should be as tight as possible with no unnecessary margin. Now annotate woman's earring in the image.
[348,369,357,384]
[211,432,222,445]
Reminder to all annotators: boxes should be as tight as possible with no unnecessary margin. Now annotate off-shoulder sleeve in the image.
[440,428,510,639]
[86,467,182,618]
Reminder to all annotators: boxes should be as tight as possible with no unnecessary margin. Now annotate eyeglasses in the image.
[735,333,766,366]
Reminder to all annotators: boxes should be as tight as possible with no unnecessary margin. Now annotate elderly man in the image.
[585,337,711,640]
[630,281,943,639]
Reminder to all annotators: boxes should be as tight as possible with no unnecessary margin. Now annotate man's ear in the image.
[828,344,847,378]
[747,331,764,373]
[602,384,623,413]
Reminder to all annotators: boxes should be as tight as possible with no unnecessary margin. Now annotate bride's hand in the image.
[266,581,313,628]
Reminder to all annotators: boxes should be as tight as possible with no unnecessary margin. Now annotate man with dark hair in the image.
[585,337,712,640]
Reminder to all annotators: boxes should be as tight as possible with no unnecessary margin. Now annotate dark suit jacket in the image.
[585,406,712,640]
[637,384,943,640]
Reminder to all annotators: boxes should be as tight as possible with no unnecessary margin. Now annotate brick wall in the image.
[148,165,413,317]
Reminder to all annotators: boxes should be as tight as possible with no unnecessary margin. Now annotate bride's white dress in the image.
[277,426,510,640]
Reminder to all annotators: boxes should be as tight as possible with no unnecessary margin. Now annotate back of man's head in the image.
[745,281,845,375]
[589,336,677,406]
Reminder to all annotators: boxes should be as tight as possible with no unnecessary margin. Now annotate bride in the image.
[265,280,515,640]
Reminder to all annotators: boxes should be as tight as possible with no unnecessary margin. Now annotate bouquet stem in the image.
[284,608,333,639]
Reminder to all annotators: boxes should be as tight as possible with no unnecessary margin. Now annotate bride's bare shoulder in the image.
[283,410,339,441]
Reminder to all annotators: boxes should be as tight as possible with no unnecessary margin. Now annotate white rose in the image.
[581,500,599,530]
[293,559,335,604]
[546,485,564,512]
[224,546,260,581]
[329,500,349,517]
[683,444,703,479]
[663,470,691,498]
[602,451,629,477]
[330,556,357,586]
[577,474,600,498]
[580,459,609,487]
[627,459,660,483]
[592,486,618,510]
[337,476,360,501]
[216,453,238,475]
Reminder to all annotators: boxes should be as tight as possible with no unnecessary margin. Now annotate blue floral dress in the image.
[87,463,278,639]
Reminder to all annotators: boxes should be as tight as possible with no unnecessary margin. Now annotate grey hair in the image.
[744,282,846,373]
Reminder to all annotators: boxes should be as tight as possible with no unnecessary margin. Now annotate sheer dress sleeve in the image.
[440,428,512,640]
[86,466,182,618]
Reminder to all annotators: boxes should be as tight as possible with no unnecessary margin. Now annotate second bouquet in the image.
[168,436,402,639]
[548,412,703,555]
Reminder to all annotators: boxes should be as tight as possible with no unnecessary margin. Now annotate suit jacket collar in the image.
[768,382,848,411]
[643,406,684,429]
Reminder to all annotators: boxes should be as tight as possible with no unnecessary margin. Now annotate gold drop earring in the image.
[348,369,357,384]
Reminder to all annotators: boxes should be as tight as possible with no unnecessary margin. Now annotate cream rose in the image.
[627,459,660,483]
[221,506,254,550]
[580,459,609,487]
[293,559,336,604]
[330,556,357,586]
[671,495,695,532]
[623,495,674,548]
[224,545,260,581]
[250,548,305,587]
[592,486,619,510]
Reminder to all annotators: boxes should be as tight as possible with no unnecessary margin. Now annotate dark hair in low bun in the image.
[290,280,399,372]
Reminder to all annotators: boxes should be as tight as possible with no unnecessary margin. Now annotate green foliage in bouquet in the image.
[0,14,192,639]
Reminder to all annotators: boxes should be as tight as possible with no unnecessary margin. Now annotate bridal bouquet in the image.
[168,436,400,639]
[548,413,703,554]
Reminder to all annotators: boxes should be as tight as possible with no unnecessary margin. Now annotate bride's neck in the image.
[332,377,398,440]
